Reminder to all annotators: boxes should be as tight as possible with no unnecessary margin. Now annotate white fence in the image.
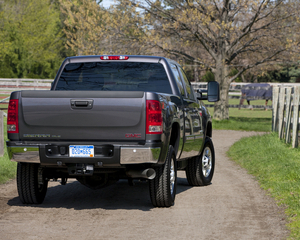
[272,86,300,148]
[1,79,300,111]
[191,82,300,91]
[0,79,52,111]
[0,78,52,92]
[1,78,299,93]
[192,82,300,110]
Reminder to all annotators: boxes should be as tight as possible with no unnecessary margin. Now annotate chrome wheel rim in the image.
[202,147,212,177]
[170,158,175,195]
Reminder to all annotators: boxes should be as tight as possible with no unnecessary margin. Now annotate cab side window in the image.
[171,64,185,97]
[179,67,195,101]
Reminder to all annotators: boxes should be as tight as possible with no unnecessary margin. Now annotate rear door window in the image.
[170,64,185,97]
[179,67,195,101]
[56,62,172,94]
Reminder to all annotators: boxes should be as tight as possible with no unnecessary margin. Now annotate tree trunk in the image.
[241,73,247,83]
[212,61,230,120]
[194,66,199,82]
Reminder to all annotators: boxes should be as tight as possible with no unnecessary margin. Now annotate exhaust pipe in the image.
[126,168,156,180]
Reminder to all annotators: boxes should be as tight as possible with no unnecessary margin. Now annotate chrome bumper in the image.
[120,147,161,164]
[7,145,161,165]
[8,146,40,163]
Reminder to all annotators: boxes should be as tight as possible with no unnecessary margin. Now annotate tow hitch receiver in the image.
[68,164,94,176]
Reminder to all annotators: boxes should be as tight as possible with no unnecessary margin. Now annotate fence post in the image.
[0,111,3,157]
[278,86,285,139]
[292,86,300,148]
[272,87,279,132]
[285,88,292,143]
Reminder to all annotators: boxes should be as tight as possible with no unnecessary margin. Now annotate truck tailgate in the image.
[19,91,146,141]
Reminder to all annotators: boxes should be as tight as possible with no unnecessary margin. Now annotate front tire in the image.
[149,145,177,207]
[186,138,215,186]
[17,163,48,204]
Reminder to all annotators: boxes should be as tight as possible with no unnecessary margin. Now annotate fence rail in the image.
[0,78,52,91]
[191,82,300,91]
[191,82,284,109]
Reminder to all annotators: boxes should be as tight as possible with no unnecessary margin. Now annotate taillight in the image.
[146,100,163,134]
[100,56,129,60]
[7,99,19,133]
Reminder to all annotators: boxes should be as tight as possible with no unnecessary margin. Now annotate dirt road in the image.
[0,130,288,239]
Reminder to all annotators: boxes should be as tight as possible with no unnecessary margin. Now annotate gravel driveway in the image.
[0,130,288,240]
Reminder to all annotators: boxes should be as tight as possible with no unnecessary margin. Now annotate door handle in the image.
[71,100,94,109]
[75,101,88,107]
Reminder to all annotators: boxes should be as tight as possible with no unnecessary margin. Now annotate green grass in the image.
[208,107,272,132]
[203,98,273,107]
[228,133,300,239]
[212,117,272,132]
[0,119,17,184]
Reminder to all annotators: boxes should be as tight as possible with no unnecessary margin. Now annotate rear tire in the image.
[149,145,177,207]
[186,138,215,186]
[17,163,48,204]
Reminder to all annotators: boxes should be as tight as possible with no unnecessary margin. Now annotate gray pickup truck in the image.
[7,55,219,207]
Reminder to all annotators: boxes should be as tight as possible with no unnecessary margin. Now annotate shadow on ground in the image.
[7,176,201,211]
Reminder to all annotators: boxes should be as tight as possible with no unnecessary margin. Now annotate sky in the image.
[101,0,115,8]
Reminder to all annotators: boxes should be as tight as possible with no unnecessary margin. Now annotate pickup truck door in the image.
[178,67,204,159]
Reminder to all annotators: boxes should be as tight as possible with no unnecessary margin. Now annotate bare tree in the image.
[121,0,300,120]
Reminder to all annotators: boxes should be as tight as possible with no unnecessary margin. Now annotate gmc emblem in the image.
[125,133,142,138]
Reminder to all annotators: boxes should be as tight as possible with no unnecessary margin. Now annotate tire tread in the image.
[149,145,176,207]
[16,163,47,204]
[185,138,215,186]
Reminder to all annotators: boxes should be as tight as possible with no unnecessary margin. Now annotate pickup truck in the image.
[7,55,219,207]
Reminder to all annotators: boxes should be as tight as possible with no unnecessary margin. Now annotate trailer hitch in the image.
[68,164,94,176]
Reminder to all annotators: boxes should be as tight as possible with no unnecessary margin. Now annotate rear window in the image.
[55,62,172,94]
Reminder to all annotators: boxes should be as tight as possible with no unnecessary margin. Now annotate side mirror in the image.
[207,81,219,102]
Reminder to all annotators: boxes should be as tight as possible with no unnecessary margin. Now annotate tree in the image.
[59,0,149,55]
[121,0,300,120]
[0,0,65,78]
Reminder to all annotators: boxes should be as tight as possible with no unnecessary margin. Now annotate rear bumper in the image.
[7,141,162,166]
[8,145,40,163]
[120,147,161,164]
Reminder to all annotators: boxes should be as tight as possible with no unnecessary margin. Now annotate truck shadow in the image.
[7,177,198,211]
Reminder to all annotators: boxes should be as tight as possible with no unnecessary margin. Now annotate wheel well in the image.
[169,123,180,155]
[206,121,212,138]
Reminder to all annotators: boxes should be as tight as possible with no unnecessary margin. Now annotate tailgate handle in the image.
[71,100,93,109]
[76,101,88,107]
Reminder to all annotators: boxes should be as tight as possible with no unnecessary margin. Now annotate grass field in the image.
[204,98,273,107]
[209,106,272,132]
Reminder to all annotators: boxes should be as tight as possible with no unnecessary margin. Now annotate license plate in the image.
[69,145,94,158]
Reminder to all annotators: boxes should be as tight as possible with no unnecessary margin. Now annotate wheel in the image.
[149,145,177,207]
[17,163,48,204]
[186,137,215,186]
